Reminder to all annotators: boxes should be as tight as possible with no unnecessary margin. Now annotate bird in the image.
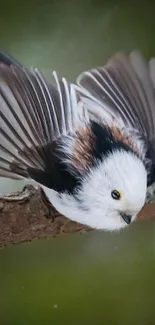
[0,50,155,232]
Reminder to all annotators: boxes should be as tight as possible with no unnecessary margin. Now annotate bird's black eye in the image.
[111,190,121,200]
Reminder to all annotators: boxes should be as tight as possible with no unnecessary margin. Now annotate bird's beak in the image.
[121,213,132,225]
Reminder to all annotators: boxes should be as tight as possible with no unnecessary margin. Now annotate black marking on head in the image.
[145,141,155,186]
[27,141,81,194]
[90,121,134,164]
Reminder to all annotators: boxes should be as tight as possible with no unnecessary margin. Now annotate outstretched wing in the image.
[0,52,89,192]
[75,50,155,162]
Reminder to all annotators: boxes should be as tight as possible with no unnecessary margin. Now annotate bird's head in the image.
[45,122,148,232]
[50,149,147,231]
[71,149,147,231]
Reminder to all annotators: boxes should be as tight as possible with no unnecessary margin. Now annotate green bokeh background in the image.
[0,0,155,324]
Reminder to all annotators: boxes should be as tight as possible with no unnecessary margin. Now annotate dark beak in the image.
[121,213,132,225]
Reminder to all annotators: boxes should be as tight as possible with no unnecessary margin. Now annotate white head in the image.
[48,149,147,231]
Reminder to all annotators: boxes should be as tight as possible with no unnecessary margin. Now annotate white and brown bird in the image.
[0,50,155,231]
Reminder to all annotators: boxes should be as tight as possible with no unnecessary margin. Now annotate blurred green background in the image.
[0,0,155,324]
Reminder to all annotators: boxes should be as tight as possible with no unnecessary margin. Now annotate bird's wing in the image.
[0,52,89,191]
[75,50,155,154]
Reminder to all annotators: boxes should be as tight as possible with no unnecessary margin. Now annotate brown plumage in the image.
[110,125,143,157]
[71,126,94,173]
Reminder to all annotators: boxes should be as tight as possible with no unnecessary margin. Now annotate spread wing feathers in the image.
[0,50,23,68]
[0,58,88,181]
[76,50,155,141]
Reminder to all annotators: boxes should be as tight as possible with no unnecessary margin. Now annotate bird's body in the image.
[0,50,155,231]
